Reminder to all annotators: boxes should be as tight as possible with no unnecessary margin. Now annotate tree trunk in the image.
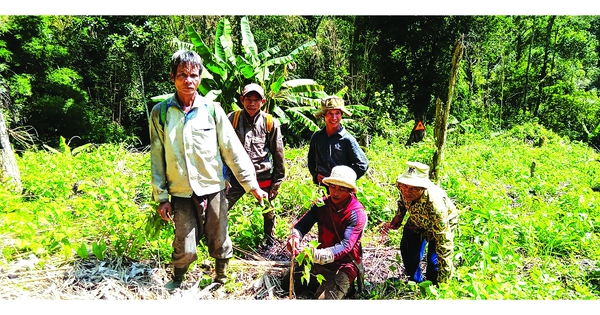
[431,36,464,183]
[534,15,556,117]
[523,16,536,113]
[0,110,22,193]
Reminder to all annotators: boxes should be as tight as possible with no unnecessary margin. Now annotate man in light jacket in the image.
[149,50,268,290]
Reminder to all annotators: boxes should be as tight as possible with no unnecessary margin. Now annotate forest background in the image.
[1,15,600,302]
[1,15,599,150]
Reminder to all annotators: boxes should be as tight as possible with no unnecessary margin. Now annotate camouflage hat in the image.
[314,96,351,118]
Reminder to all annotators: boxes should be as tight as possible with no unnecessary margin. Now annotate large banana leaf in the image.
[258,46,281,62]
[272,105,290,125]
[279,95,322,108]
[186,28,227,77]
[214,18,232,61]
[256,67,270,85]
[282,80,325,93]
[203,60,227,78]
[235,55,255,79]
[240,16,259,65]
[286,107,320,132]
[184,30,210,57]
[269,74,286,94]
[219,35,236,71]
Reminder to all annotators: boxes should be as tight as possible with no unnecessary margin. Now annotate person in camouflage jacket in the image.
[382,161,459,285]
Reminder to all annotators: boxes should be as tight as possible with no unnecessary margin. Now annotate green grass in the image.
[1,121,600,299]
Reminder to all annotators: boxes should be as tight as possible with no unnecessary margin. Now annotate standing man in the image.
[307,96,369,190]
[381,161,459,285]
[226,83,285,248]
[283,165,367,299]
[149,50,268,290]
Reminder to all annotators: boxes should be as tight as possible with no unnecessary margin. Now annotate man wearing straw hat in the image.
[283,165,367,299]
[381,161,459,285]
[307,96,369,192]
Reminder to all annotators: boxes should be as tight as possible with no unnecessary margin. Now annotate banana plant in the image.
[160,16,366,134]
[184,16,328,133]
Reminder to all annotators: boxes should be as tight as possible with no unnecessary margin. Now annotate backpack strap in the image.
[159,101,168,127]
[232,109,243,129]
[265,113,273,133]
[232,109,273,133]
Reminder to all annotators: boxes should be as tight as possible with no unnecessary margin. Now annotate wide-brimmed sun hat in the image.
[314,96,352,118]
[322,165,358,193]
[241,83,265,99]
[396,161,434,189]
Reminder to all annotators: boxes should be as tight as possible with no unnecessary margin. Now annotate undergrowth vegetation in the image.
[2,121,600,299]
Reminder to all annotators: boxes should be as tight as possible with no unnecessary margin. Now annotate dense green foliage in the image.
[1,15,600,150]
[2,14,600,299]
[2,122,599,299]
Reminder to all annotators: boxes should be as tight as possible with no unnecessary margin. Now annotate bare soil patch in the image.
[0,236,405,300]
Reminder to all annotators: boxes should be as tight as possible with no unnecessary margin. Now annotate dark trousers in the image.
[400,225,440,284]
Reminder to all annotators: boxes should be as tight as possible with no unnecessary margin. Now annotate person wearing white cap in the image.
[225,83,285,249]
[282,165,367,299]
[307,96,369,192]
[381,161,459,285]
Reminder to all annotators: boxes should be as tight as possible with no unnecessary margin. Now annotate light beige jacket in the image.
[149,93,258,202]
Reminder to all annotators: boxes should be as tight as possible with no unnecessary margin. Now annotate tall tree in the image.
[0,109,20,193]
[431,37,464,182]
[0,18,21,192]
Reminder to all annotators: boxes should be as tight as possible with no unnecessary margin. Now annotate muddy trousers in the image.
[226,182,276,244]
[170,190,233,275]
[400,226,439,285]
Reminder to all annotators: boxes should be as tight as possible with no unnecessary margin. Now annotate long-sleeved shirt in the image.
[390,184,459,283]
[307,126,369,185]
[149,93,259,202]
[226,109,285,191]
[293,194,367,281]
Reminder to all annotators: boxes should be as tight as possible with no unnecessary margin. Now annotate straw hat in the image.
[396,161,434,189]
[314,96,352,118]
[322,165,358,193]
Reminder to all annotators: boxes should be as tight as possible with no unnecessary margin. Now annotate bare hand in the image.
[251,188,269,207]
[157,201,172,221]
[379,222,392,244]
[269,189,278,201]
[317,173,325,184]
[286,235,301,256]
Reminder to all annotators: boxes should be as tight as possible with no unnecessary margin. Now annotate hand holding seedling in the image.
[157,201,173,221]
[251,187,269,207]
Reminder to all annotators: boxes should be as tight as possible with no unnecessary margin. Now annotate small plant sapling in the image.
[295,240,326,286]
